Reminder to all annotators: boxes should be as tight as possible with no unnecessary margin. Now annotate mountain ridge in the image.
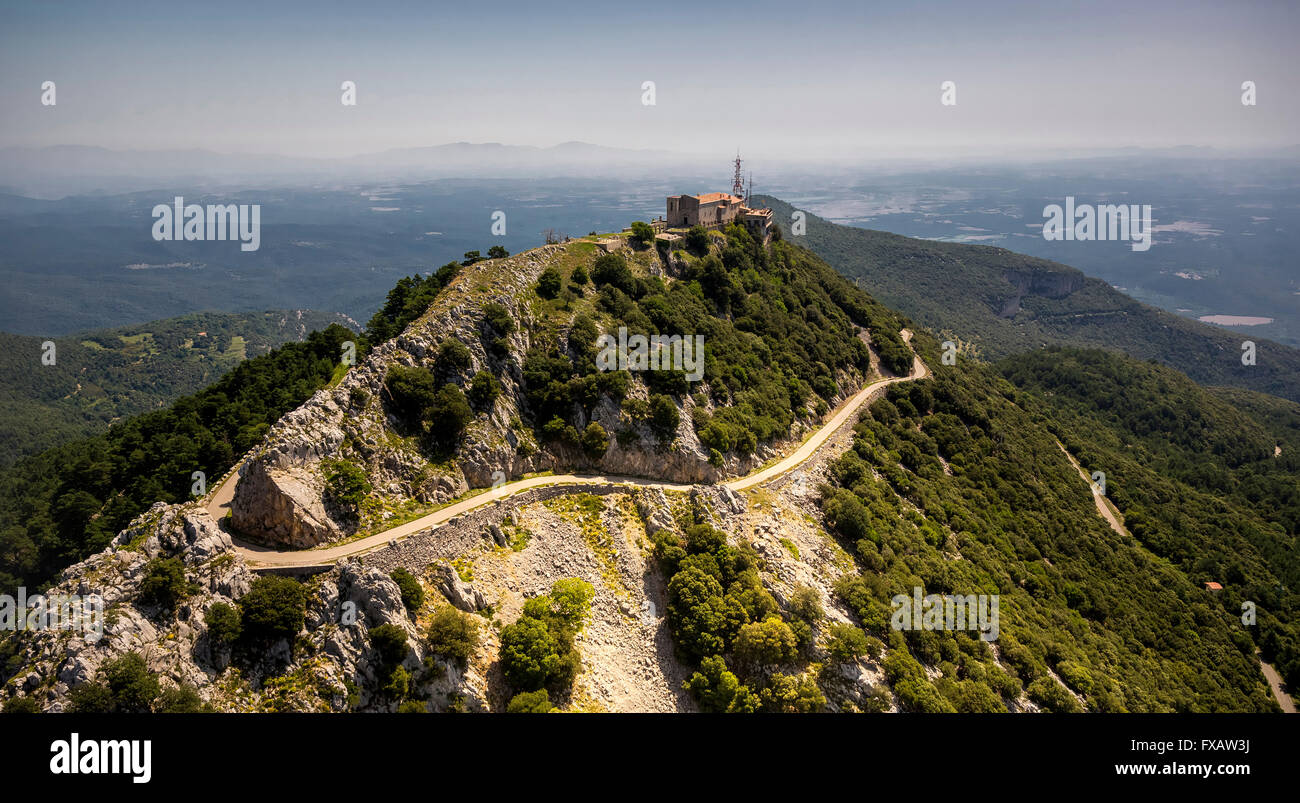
[756,194,1300,403]
[0,225,1292,714]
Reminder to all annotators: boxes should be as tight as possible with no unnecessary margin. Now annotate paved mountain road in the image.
[212,331,926,568]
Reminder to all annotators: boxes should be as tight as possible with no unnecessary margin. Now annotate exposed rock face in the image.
[432,562,488,612]
[636,488,678,536]
[221,242,866,550]
[0,499,489,713]
[228,249,557,548]
[231,461,342,548]
[0,502,258,712]
[999,267,1085,317]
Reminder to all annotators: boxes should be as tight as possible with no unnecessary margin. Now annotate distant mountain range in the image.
[0,142,693,198]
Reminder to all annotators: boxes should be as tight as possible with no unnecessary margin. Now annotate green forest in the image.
[1000,347,1300,691]
[817,334,1280,711]
[0,324,359,592]
[515,225,911,463]
[0,309,353,465]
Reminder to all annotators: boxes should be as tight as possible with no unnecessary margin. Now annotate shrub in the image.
[685,225,710,255]
[427,384,473,449]
[66,682,113,713]
[468,371,501,409]
[487,245,509,259]
[568,314,599,360]
[621,398,649,421]
[499,579,591,694]
[385,365,440,424]
[381,665,411,699]
[536,266,562,298]
[862,684,892,713]
[666,566,743,662]
[1028,677,1084,713]
[205,602,242,645]
[102,652,159,713]
[157,684,205,713]
[629,221,656,247]
[788,586,823,624]
[519,578,594,657]
[482,303,515,356]
[733,615,799,667]
[591,253,636,296]
[684,656,757,713]
[649,395,679,439]
[390,568,424,612]
[499,615,566,691]
[387,368,473,450]
[507,689,554,713]
[2,696,39,713]
[581,422,609,458]
[437,339,473,373]
[826,623,870,663]
[427,606,480,664]
[759,673,826,713]
[325,460,371,515]
[570,263,588,285]
[138,556,191,610]
[823,489,872,542]
[368,623,410,667]
[237,575,307,644]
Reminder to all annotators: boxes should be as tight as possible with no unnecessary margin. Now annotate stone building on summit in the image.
[662,191,773,242]
[638,156,774,246]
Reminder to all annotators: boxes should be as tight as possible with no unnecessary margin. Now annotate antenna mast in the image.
[732,151,744,198]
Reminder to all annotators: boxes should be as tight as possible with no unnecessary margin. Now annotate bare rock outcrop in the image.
[231,460,342,548]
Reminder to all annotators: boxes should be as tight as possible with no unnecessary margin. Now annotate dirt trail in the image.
[1256,650,1296,713]
[1054,440,1129,538]
[1055,441,1296,713]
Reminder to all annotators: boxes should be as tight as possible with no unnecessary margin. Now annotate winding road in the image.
[212,332,927,568]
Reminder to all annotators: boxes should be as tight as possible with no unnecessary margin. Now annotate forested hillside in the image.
[1,226,1293,714]
[0,309,355,464]
[755,196,1300,403]
[1000,348,1300,690]
[815,334,1281,711]
[0,324,359,591]
[514,224,911,466]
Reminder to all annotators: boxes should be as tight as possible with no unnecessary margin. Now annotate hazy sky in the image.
[2,0,1297,161]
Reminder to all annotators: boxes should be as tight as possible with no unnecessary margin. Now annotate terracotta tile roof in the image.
[695,192,741,204]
